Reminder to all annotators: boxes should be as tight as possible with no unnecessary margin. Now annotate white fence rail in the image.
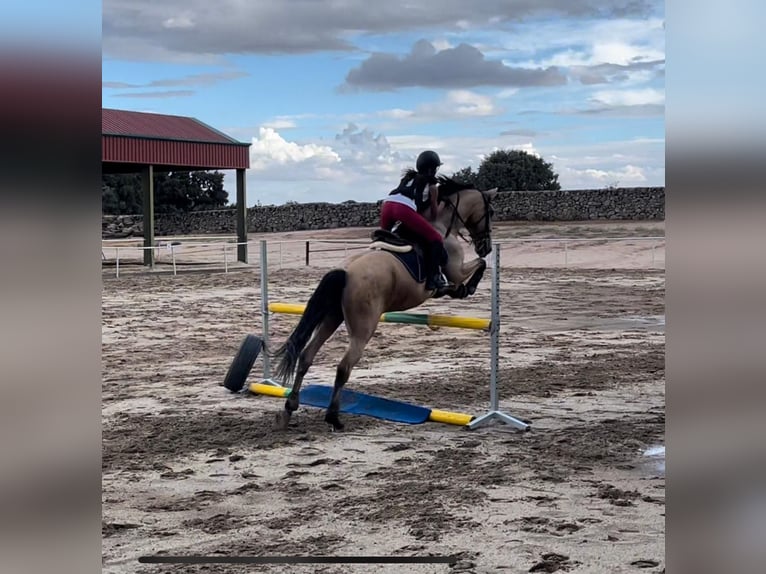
[102,236,665,277]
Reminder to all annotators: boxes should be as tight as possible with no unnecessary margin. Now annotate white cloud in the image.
[508,142,540,158]
[496,88,519,98]
[330,123,407,175]
[262,118,297,130]
[249,127,340,172]
[591,41,663,66]
[419,90,501,118]
[431,38,453,51]
[242,124,408,203]
[591,88,664,107]
[506,17,664,88]
[377,108,414,120]
[385,135,540,175]
[386,135,663,191]
[545,138,664,188]
[448,90,500,116]
[235,127,664,205]
[370,90,503,126]
[235,125,431,204]
[562,164,648,187]
[507,17,665,62]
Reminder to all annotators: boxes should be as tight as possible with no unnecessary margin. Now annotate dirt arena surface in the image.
[102,221,665,573]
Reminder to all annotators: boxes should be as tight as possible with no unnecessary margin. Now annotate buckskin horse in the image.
[272,175,497,431]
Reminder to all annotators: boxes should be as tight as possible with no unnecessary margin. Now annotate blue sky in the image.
[102,0,665,206]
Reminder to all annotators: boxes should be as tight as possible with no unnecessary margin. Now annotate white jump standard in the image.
[467,244,528,431]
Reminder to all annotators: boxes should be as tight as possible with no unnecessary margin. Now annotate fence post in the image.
[260,240,271,380]
[116,247,120,278]
[224,244,229,273]
[171,244,177,276]
[305,241,310,266]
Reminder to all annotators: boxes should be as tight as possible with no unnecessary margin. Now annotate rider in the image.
[380,150,449,290]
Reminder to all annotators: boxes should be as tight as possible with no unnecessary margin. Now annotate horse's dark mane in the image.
[435,175,475,197]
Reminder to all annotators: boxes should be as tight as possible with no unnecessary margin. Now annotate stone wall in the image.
[102,186,665,239]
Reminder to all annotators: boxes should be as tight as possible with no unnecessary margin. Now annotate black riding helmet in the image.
[416,150,442,175]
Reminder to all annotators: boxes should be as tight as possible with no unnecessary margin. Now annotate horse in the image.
[271,175,497,431]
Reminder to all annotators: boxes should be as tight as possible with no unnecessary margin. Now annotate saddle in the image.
[368,223,427,283]
[369,222,426,253]
[369,228,413,253]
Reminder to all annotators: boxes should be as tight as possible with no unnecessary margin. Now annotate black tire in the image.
[222,334,263,392]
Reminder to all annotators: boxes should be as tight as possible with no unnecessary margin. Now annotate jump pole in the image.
[267,303,490,331]
[467,244,529,431]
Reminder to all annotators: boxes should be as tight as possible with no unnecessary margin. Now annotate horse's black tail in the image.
[272,269,346,384]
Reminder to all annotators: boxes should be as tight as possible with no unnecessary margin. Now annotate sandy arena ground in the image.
[102,221,665,574]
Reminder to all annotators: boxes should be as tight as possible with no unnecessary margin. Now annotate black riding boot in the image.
[425,241,449,290]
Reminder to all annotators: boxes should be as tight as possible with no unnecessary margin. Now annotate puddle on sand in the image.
[640,444,665,475]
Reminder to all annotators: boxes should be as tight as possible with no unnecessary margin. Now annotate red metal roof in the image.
[102,108,242,145]
[102,108,250,170]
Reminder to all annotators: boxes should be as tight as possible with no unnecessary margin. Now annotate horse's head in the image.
[438,178,497,258]
[460,187,497,257]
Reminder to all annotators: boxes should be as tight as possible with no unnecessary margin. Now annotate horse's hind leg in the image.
[325,320,377,431]
[276,315,342,429]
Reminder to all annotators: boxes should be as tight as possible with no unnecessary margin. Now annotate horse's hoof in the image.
[275,410,291,430]
[324,413,345,432]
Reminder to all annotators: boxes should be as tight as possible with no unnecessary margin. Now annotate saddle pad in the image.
[387,249,426,284]
[370,228,427,283]
[299,385,431,424]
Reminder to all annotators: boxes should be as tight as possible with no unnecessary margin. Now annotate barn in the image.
[102,108,251,265]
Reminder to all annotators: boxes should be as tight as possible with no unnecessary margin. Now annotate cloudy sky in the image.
[102,0,665,206]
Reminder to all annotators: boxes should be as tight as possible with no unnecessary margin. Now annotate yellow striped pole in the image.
[428,409,475,426]
[249,382,475,427]
[267,302,490,331]
[250,383,290,398]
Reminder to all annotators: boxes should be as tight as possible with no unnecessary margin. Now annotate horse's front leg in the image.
[441,256,487,299]
[462,257,487,296]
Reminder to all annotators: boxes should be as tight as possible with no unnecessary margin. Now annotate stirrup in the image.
[427,272,449,290]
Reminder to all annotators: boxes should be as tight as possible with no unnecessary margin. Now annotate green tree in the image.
[102,174,142,214]
[101,171,229,214]
[476,149,560,191]
[102,184,120,214]
[452,149,560,191]
[189,171,227,209]
[451,166,478,186]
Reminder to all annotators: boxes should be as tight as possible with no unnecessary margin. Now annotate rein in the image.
[441,190,492,246]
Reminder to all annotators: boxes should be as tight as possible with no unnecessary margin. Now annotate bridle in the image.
[441,190,494,256]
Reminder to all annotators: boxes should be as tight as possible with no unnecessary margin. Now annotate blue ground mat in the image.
[299,384,431,424]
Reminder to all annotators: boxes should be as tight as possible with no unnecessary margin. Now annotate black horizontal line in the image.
[138,555,457,565]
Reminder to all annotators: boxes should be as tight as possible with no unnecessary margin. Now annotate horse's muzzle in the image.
[476,238,492,258]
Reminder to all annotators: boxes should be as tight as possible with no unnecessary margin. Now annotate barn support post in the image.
[141,164,155,267]
[236,168,247,263]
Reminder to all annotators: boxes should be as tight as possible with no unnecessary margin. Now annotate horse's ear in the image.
[485,187,498,199]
